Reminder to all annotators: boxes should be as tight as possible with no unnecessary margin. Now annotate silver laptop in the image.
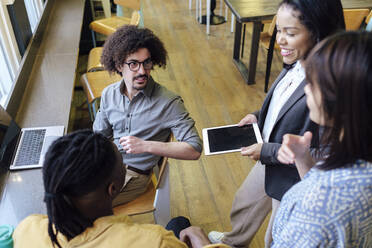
[0,105,64,170]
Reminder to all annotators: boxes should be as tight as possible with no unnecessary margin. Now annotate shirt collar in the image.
[290,61,304,74]
[286,61,305,82]
[141,76,155,97]
[67,215,132,246]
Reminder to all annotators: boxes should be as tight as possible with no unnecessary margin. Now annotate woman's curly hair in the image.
[101,25,167,75]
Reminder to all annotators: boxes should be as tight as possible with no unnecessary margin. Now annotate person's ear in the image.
[116,64,124,74]
[107,182,118,198]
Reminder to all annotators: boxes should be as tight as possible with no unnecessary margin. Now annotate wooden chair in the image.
[88,2,142,73]
[113,135,173,227]
[343,9,370,30]
[87,47,104,72]
[80,70,121,121]
[90,0,141,46]
[90,0,111,18]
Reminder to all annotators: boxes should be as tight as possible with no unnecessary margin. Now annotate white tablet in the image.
[202,123,263,156]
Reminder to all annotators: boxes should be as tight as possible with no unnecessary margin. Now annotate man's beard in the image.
[132,74,148,90]
[120,74,149,94]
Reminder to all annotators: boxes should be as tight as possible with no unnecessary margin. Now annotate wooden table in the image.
[224,0,372,85]
[0,0,86,226]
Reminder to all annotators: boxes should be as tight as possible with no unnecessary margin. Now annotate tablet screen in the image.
[207,125,257,153]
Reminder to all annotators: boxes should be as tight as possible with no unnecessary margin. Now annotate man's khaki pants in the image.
[112,167,152,207]
[223,161,280,248]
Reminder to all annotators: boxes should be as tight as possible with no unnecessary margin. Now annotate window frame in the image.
[0,0,21,79]
[0,0,46,107]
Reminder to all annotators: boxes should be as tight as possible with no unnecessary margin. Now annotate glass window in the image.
[0,40,13,106]
[35,0,44,16]
[0,1,20,76]
[24,0,39,33]
[0,0,45,107]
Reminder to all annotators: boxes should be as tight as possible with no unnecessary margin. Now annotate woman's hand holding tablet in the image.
[202,123,263,156]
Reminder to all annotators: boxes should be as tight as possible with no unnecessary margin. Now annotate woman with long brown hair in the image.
[274,31,372,247]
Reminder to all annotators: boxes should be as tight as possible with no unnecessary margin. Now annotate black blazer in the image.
[254,69,319,201]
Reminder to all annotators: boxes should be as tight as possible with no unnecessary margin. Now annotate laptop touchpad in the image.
[41,136,60,155]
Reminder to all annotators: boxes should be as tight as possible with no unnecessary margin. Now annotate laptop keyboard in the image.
[14,129,46,166]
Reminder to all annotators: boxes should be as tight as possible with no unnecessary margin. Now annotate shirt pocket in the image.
[109,111,126,138]
[113,121,125,133]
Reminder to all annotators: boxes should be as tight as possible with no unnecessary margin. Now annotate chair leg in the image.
[206,0,210,34]
[195,0,198,20]
[225,4,228,21]
[90,0,96,19]
[139,9,144,27]
[101,0,111,18]
[91,30,97,47]
[87,101,95,122]
[91,99,99,121]
[153,164,171,227]
[265,48,274,93]
[241,24,246,58]
[219,0,222,16]
[199,0,202,23]
[116,5,123,16]
[265,29,277,93]
[231,14,235,32]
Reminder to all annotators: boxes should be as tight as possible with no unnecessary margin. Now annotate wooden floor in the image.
[71,0,284,247]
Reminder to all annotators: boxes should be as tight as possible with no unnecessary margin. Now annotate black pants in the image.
[165,216,191,239]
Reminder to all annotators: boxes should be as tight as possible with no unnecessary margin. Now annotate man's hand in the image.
[238,114,258,126]
[180,226,211,248]
[119,136,148,154]
[241,143,262,161]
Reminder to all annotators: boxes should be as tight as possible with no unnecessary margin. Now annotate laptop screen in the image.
[0,105,21,168]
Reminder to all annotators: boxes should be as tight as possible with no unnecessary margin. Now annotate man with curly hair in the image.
[93,25,202,206]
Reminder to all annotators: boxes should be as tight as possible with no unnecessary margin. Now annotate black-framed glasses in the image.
[123,58,153,72]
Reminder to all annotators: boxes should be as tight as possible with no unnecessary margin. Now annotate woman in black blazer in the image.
[208,0,346,247]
